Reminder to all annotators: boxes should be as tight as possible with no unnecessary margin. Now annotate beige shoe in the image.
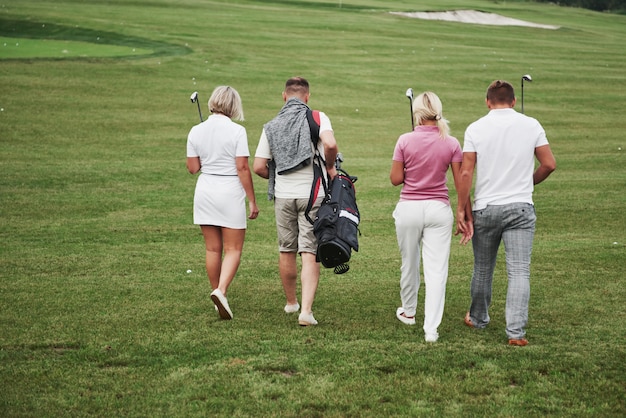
[210,289,233,320]
[396,307,416,325]
[298,312,318,326]
[284,302,300,314]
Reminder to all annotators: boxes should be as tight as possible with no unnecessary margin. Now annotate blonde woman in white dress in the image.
[186,86,259,320]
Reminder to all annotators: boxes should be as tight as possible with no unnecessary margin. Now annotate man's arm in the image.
[253,129,271,179]
[533,144,556,185]
[451,161,473,244]
[456,152,476,236]
[320,130,338,179]
[253,157,270,179]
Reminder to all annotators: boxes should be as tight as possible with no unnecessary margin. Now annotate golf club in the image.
[335,152,344,170]
[521,74,532,114]
[405,88,414,130]
[335,152,358,183]
[190,91,203,122]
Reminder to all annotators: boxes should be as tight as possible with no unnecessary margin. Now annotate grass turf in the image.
[1,0,625,416]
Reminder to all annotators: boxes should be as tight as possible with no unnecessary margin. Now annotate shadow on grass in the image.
[0,18,190,60]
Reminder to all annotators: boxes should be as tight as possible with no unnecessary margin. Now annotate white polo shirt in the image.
[464,108,549,210]
[187,114,249,175]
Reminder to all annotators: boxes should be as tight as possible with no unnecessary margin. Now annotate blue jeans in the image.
[468,203,536,339]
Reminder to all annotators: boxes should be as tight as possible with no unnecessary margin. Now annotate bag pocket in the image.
[336,216,359,252]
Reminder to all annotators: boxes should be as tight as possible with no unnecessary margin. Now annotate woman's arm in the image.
[390,160,405,186]
[236,156,259,219]
[451,160,474,244]
[187,156,201,174]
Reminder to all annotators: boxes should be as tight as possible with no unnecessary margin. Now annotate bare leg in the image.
[201,225,222,291]
[279,252,298,305]
[217,227,246,295]
[300,252,320,315]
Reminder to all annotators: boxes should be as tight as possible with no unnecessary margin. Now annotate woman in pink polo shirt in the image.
[390,91,472,342]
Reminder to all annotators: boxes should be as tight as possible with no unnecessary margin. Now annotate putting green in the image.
[0,37,153,59]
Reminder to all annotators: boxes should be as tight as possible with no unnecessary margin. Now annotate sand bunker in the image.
[391,10,560,30]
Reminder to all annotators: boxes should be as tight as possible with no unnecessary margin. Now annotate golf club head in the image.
[190,91,198,103]
[406,88,415,129]
[334,153,343,170]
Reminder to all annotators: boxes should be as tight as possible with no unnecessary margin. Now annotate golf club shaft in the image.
[196,100,203,122]
[405,88,414,130]
[190,91,204,122]
[521,75,531,114]
[521,81,525,114]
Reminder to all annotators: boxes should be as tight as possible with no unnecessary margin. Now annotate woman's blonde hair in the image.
[208,86,244,121]
[412,91,450,138]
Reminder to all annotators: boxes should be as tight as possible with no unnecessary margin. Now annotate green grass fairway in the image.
[1,0,625,416]
[0,37,153,59]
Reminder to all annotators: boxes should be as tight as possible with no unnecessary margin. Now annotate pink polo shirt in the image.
[392,125,462,204]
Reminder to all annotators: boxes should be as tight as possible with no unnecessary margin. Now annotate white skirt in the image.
[193,174,246,229]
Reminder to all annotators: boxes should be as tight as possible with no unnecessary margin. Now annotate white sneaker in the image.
[284,302,300,313]
[425,333,439,343]
[298,312,318,326]
[396,307,416,325]
[210,289,233,320]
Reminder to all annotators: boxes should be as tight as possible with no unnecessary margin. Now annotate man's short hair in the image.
[486,80,515,105]
[285,77,310,96]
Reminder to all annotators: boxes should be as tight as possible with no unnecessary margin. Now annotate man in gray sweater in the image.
[254,77,338,326]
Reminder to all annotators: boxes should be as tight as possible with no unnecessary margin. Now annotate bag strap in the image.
[305,109,329,224]
[306,109,321,146]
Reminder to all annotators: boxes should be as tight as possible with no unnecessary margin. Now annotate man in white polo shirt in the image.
[253,77,338,326]
[456,79,556,346]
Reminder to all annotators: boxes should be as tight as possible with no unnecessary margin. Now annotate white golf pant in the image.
[393,200,453,336]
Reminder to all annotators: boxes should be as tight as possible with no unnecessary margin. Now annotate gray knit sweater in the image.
[264,97,314,199]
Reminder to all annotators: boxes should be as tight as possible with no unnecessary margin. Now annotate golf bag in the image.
[313,169,360,273]
[304,109,360,274]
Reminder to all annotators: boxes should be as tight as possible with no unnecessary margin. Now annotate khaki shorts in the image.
[274,197,323,254]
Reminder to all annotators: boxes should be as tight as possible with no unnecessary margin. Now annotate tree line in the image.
[533,0,625,12]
